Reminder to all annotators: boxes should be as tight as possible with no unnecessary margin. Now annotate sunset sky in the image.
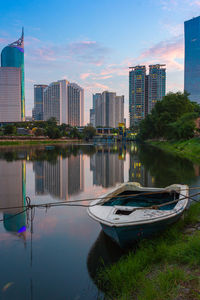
[0,0,199,124]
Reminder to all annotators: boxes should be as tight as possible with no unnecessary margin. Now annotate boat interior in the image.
[103,190,180,212]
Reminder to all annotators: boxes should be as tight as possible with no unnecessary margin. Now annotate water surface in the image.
[0,143,199,299]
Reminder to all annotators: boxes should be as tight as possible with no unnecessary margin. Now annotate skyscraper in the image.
[68,83,84,126]
[1,28,25,120]
[0,67,22,122]
[43,80,84,126]
[129,66,146,127]
[184,16,200,102]
[148,64,166,113]
[129,65,166,126]
[92,91,124,127]
[33,84,48,121]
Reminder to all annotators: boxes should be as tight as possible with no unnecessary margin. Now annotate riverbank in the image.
[148,138,200,163]
[98,202,200,300]
[0,138,81,146]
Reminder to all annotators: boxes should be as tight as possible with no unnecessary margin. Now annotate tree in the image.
[69,127,81,139]
[82,125,96,140]
[139,92,198,140]
[46,127,61,139]
[4,124,17,135]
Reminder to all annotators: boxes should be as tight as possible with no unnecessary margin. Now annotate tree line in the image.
[138,92,200,140]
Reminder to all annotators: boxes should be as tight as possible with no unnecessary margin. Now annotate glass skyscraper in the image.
[1,28,25,120]
[184,16,200,103]
[33,84,48,120]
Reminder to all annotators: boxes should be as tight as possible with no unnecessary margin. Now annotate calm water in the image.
[0,143,200,300]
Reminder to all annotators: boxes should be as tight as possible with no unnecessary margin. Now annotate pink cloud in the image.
[138,36,184,71]
[80,73,93,80]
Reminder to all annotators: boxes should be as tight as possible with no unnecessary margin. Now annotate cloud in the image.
[85,82,109,93]
[160,0,200,10]
[137,35,184,71]
[26,38,110,66]
[67,40,110,66]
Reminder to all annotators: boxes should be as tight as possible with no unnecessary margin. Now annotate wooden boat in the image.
[88,182,189,247]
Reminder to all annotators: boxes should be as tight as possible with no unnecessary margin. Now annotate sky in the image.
[0,0,199,125]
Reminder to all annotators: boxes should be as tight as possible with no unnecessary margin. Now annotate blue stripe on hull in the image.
[100,213,181,248]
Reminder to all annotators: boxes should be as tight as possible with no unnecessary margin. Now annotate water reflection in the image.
[90,147,124,187]
[33,155,84,200]
[0,160,27,240]
[0,143,199,299]
[87,230,125,281]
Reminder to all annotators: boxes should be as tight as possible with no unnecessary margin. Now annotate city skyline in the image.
[0,1,199,125]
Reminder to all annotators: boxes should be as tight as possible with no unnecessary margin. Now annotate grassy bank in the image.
[97,203,200,300]
[148,138,200,163]
[0,139,81,146]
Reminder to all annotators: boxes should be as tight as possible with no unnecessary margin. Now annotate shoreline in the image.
[98,202,200,299]
[147,138,200,163]
[0,138,82,146]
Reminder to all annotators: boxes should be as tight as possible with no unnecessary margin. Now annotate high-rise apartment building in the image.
[148,64,166,113]
[92,91,124,128]
[0,29,25,122]
[129,66,146,127]
[129,65,166,126]
[68,83,84,126]
[184,16,200,102]
[32,84,48,121]
[43,80,84,126]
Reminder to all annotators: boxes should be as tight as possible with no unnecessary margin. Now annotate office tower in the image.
[90,93,100,126]
[93,93,103,127]
[33,84,48,120]
[148,64,166,113]
[93,91,124,127]
[0,68,22,122]
[129,66,146,127]
[1,28,25,121]
[43,80,84,126]
[184,16,200,102]
[68,83,84,126]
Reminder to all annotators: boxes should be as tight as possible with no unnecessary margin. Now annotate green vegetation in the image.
[149,138,200,163]
[0,117,97,141]
[97,203,200,300]
[139,92,200,140]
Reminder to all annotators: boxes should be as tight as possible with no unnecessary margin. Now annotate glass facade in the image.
[184,16,200,103]
[1,30,25,120]
[33,85,47,120]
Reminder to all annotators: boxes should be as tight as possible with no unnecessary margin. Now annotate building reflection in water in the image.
[90,147,124,188]
[33,154,84,200]
[0,160,26,240]
[129,143,154,187]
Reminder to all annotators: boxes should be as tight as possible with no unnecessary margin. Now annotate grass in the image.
[97,203,200,300]
[0,139,81,146]
[148,138,200,163]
